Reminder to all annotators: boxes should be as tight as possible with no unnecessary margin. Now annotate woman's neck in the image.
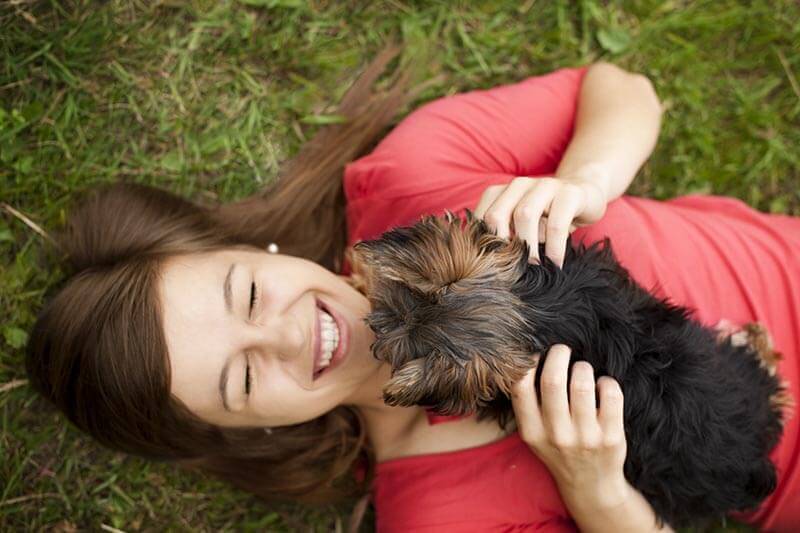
[348,361,425,459]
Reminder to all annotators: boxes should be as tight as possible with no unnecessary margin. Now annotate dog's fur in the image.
[351,212,789,528]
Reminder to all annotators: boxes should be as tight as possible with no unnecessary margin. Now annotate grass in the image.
[1,0,798,530]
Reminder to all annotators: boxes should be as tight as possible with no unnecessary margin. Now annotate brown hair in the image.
[25,46,409,505]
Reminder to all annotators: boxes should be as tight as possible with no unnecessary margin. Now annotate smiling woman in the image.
[23,36,800,530]
[25,47,409,506]
[158,248,381,429]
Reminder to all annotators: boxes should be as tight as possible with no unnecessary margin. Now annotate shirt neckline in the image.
[376,431,522,469]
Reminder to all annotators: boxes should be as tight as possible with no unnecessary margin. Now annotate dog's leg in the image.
[740,322,780,375]
[733,322,793,424]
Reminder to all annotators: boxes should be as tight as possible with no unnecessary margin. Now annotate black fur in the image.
[357,215,785,528]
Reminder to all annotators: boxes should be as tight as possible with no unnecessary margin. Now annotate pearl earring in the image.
[266,243,279,254]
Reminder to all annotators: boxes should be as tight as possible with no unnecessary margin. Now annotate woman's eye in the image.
[248,281,258,317]
[244,360,252,395]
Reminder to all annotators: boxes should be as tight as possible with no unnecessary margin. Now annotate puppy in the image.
[351,212,789,528]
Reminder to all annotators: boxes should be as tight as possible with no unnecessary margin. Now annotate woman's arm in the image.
[482,68,669,529]
[568,482,674,533]
[476,63,663,267]
[511,345,674,533]
[556,62,663,203]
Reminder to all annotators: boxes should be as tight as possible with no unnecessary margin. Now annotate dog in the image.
[350,211,790,528]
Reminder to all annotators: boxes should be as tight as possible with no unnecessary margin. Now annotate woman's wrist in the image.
[553,63,663,205]
[555,163,617,204]
[561,476,673,533]
[557,471,631,516]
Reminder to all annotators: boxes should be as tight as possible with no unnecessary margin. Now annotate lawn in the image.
[1,0,798,531]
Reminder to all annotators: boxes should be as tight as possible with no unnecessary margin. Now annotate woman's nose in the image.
[245,314,307,362]
[245,315,314,387]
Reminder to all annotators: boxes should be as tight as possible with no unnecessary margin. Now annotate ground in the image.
[1,0,798,531]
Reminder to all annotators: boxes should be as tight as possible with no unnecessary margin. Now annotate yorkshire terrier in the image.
[350,212,790,528]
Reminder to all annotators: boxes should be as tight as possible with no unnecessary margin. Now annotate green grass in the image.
[1,0,798,530]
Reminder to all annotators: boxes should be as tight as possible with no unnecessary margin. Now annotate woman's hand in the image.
[473,63,663,269]
[511,344,628,507]
[474,176,609,268]
[511,345,672,532]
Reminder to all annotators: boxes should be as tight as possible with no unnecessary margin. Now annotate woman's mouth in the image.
[313,299,349,380]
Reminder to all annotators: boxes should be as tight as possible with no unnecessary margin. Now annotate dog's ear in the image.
[382,351,470,412]
[382,358,430,407]
[382,349,535,415]
[353,214,529,298]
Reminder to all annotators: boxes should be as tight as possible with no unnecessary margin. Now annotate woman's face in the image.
[158,247,384,428]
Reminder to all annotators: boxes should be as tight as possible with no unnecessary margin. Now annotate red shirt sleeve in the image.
[345,67,589,247]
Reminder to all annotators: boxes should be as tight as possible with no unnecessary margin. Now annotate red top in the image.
[343,67,800,532]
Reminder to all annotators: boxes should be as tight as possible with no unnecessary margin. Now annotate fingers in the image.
[513,179,559,264]
[570,361,601,440]
[513,345,627,463]
[544,186,584,268]
[480,178,534,239]
[597,376,625,441]
[478,177,586,267]
[538,344,572,440]
[511,365,543,444]
[474,185,503,220]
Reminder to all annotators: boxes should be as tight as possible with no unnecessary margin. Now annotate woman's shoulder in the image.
[345,67,588,199]
[344,68,591,246]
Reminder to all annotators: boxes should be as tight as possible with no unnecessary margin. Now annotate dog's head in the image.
[351,212,543,416]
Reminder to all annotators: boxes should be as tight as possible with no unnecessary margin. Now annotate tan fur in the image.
[344,247,369,296]
[771,385,794,423]
[465,351,530,398]
[741,322,781,376]
[737,322,794,424]
[352,213,528,299]
[353,214,537,413]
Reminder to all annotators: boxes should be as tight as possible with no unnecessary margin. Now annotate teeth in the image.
[317,309,340,371]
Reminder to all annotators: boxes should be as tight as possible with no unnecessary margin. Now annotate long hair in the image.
[25,45,409,505]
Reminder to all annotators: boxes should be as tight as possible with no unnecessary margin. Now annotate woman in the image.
[26,50,800,532]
